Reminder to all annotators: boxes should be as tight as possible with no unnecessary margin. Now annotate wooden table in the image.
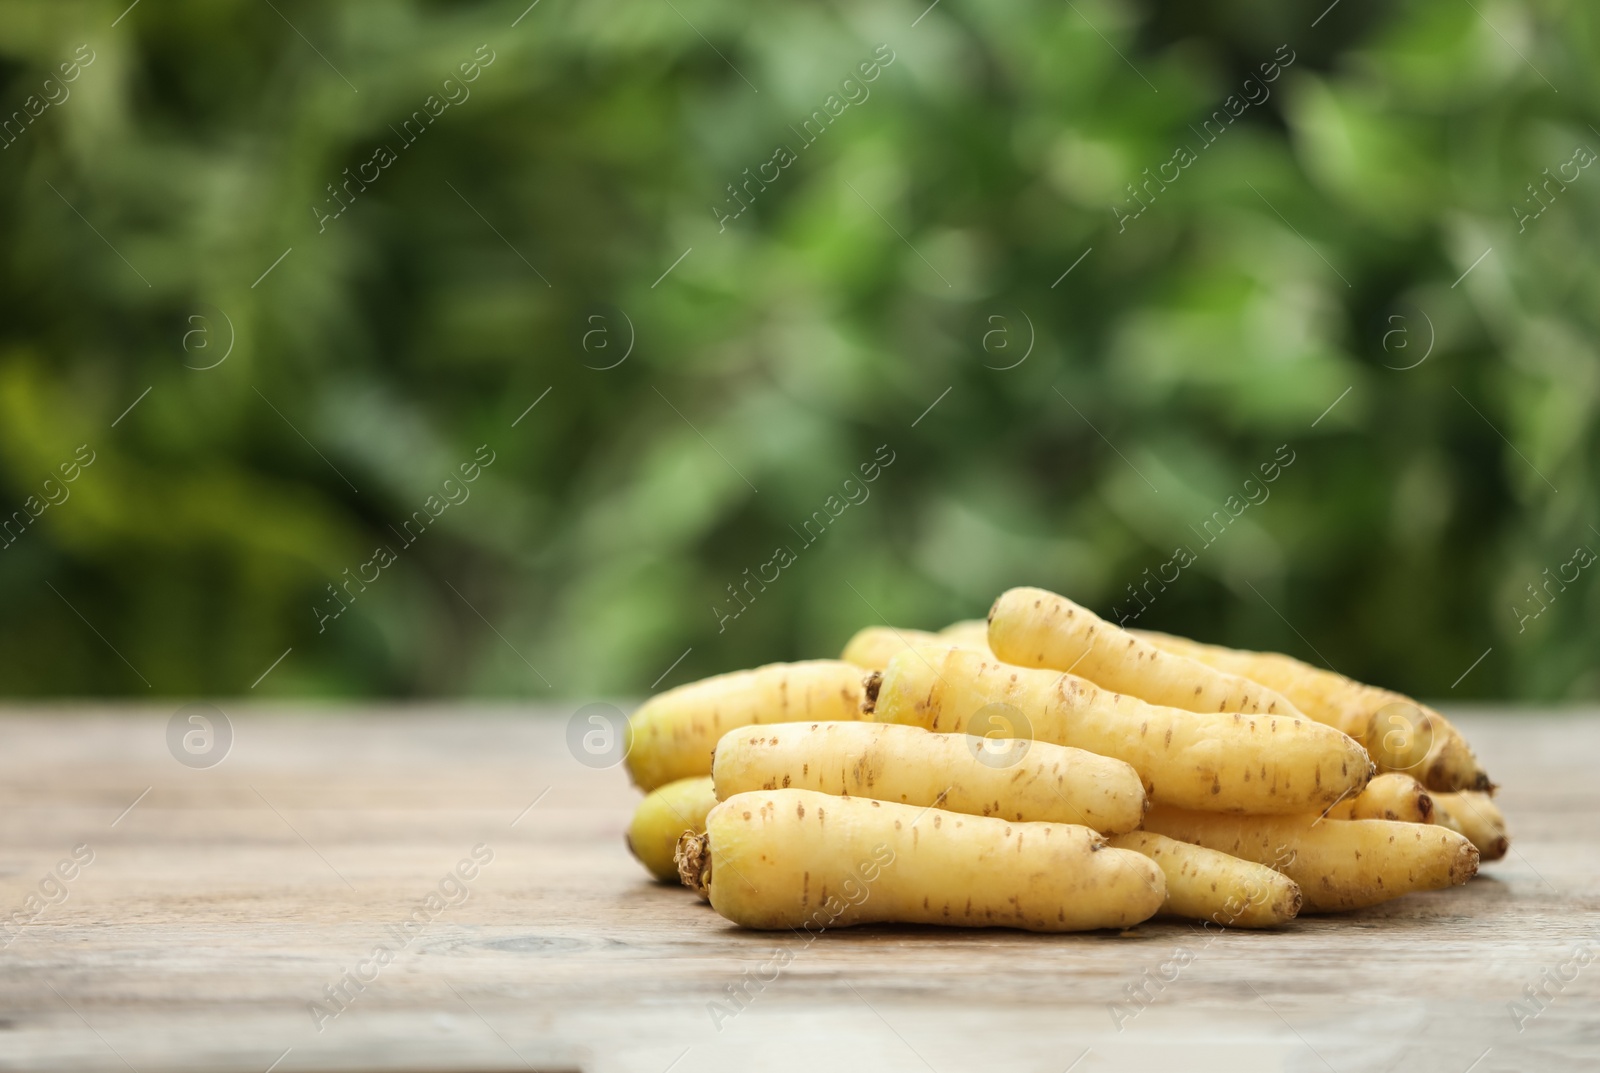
[1,705,1594,1073]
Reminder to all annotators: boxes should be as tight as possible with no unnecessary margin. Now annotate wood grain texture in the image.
[0,704,1595,1073]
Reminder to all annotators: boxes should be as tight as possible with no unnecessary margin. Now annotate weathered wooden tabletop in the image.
[0,705,1594,1073]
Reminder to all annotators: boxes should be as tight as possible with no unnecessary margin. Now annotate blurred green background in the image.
[0,0,1594,701]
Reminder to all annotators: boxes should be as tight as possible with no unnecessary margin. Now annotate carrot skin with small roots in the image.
[1106,831,1302,928]
[625,661,868,791]
[712,720,1148,834]
[1431,791,1510,862]
[870,646,1372,814]
[987,587,1303,717]
[1144,806,1479,912]
[1132,629,1491,793]
[679,789,1166,931]
[626,776,718,883]
[1325,772,1432,824]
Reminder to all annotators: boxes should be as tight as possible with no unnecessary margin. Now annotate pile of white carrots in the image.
[622,586,1508,931]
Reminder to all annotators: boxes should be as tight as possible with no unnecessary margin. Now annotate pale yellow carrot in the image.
[841,627,955,670]
[1133,629,1490,792]
[1144,806,1478,912]
[679,790,1166,931]
[626,776,718,882]
[1106,831,1302,928]
[1431,791,1509,862]
[625,661,867,791]
[712,720,1148,834]
[868,646,1371,814]
[1325,772,1433,824]
[987,587,1302,717]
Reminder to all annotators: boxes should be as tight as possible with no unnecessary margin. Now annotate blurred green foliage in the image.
[0,0,1594,701]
